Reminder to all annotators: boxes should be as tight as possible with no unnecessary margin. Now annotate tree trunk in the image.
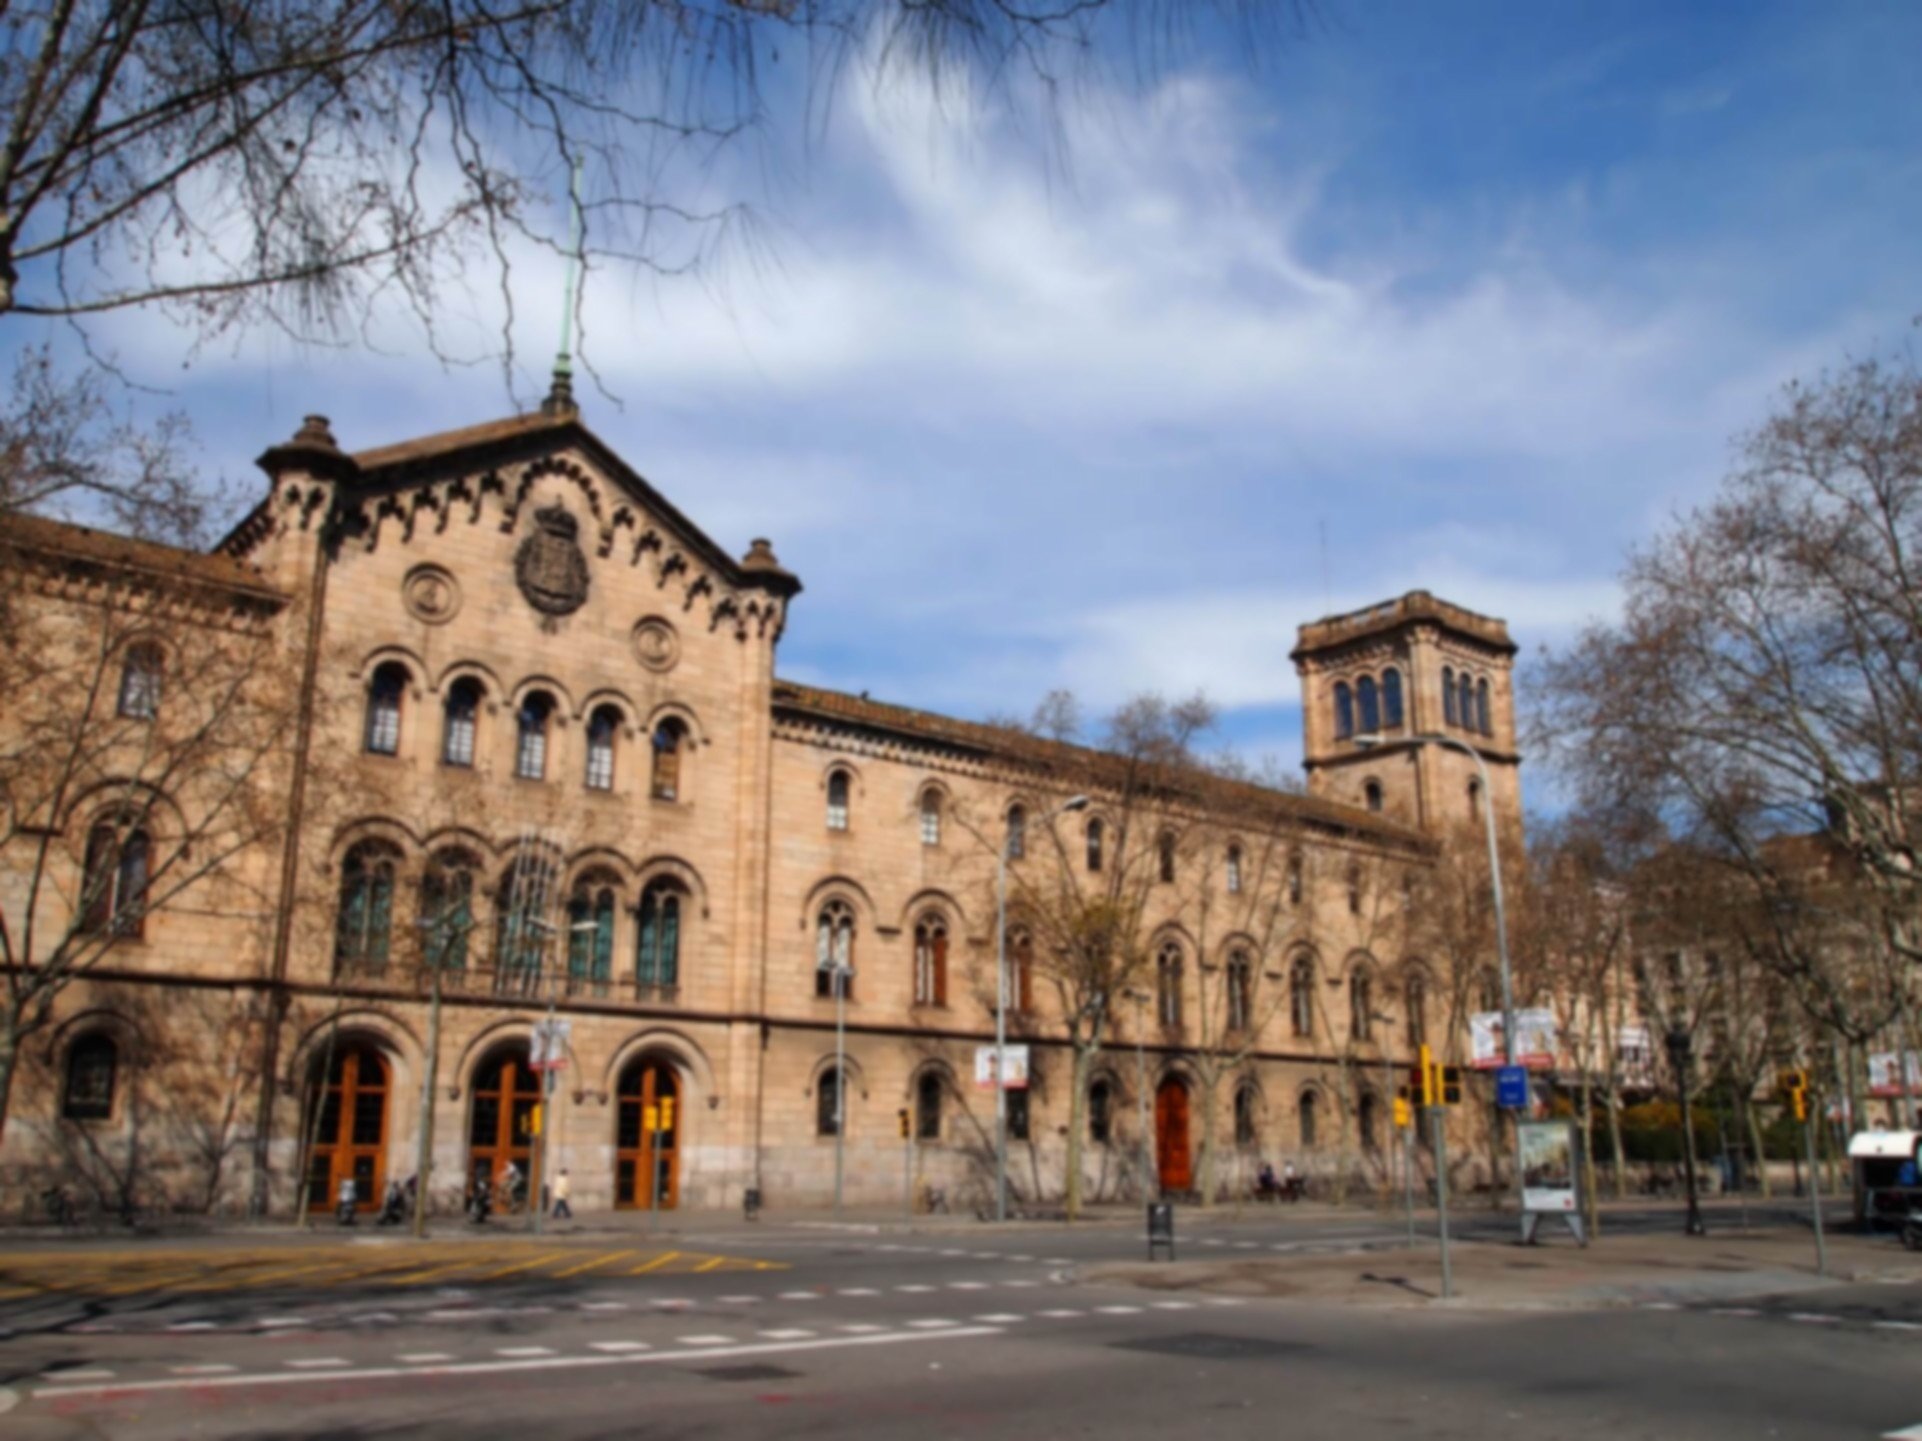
[0,1024,20,1151]
[1606,1089,1628,1199]
[1578,1072,1600,1239]
[1065,1040,1092,1222]
[1193,1072,1217,1208]
[1742,1092,1771,1199]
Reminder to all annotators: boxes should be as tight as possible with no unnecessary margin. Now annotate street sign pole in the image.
[1403,1123,1416,1247]
[1803,1113,1827,1276]
[1430,1104,1453,1300]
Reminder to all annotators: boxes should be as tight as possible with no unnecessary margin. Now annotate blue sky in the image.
[39,2,1922,790]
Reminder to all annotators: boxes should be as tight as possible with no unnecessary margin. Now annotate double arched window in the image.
[1006,804,1027,860]
[636,880,683,989]
[919,789,942,846]
[913,914,948,1007]
[81,822,149,937]
[1234,1085,1259,1148]
[364,662,407,755]
[651,719,687,801]
[1155,941,1183,1028]
[585,706,620,791]
[1382,668,1403,728]
[1289,956,1314,1038]
[1226,844,1243,895]
[1443,667,1495,735]
[1336,666,1404,740]
[566,873,618,994]
[1225,949,1253,1032]
[442,678,481,766]
[825,770,850,831]
[1334,681,1354,739]
[63,1034,119,1120]
[1357,675,1380,735]
[335,840,398,971]
[117,642,163,720]
[1349,966,1374,1043]
[420,850,478,973]
[515,692,555,780]
[815,899,854,998]
[1443,666,1458,726]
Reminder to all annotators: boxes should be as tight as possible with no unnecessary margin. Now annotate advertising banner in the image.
[1519,1119,1579,1214]
[1469,1008,1557,1070]
[975,1044,1030,1091]
[1868,1052,1922,1097]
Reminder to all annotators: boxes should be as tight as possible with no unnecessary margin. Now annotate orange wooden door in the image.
[615,1062,680,1209]
[1155,1078,1192,1193]
[468,1048,540,1198]
[306,1044,388,1212]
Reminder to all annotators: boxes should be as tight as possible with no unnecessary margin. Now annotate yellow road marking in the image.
[209,1260,349,1291]
[474,1250,571,1282]
[694,1256,730,1273]
[550,1249,637,1280]
[626,1250,682,1276]
[380,1257,486,1287]
[98,1270,202,1297]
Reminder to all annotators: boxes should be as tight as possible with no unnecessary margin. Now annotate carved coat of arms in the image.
[515,506,590,616]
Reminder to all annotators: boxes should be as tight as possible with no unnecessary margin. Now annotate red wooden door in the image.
[1155,1078,1192,1193]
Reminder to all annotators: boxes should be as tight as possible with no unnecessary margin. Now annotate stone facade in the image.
[0,398,1525,1218]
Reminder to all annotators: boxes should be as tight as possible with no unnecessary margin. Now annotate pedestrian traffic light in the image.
[898,1108,911,1140]
[1778,1067,1809,1122]
[1392,1095,1412,1130]
[1440,1066,1464,1107]
[1417,1044,1437,1107]
[659,1095,676,1133]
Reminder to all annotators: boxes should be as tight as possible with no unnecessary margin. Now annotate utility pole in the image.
[1125,988,1154,1201]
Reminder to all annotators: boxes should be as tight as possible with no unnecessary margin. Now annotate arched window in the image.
[1350,967,1374,1042]
[825,769,850,831]
[420,850,478,974]
[1405,971,1428,1047]
[515,691,554,780]
[1287,853,1303,906]
[1357,675,1380,735]
[81,822,149,936]
[1289,955,1314,1037]
[1334,681,1354,739]
[1468,777,1484,821]
[364,661,407,755]
[1155,941,1183,1028]
[565,874,617,995]
[585,705,619,791]
[913,914,948,1007]
[117,642,163,720]
[919,789,942,846]
[1086,817,1104,873]
[815,898,854,998]
[816,1065,843,1137]
[1364,779,1384,813]
[636,880,683,989]
[916,1071,943,1141]
[1298,1090,1319,1149]
[1226,949,1253,1032]
[1358,1091,1380,1152]
[1158,831,1176,884]
[1477,677,1493,736]
[335,840,398,972]
[1226,844,1243,895]
[63,1033,118,1120]
[1234,1085,1258,1148]
[1089,1079,1113,1144]
[651,718,687,801]
[1458,672,1475,733]
[1008,928,1035,1013]
[441,678,481,767]
[1442,666,1458,726]
[1382,667,1404,729]
[1347,864,1363,915]
[1006,803,1027,860]
[493,859,558,995]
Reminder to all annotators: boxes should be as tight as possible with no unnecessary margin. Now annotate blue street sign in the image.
[1497,1065,1528,1109]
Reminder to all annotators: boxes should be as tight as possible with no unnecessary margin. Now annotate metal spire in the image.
[544,157,585,418]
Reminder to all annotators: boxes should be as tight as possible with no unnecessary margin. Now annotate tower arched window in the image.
[1155,941,1183,1028]
[1357,675,1380,735]
[1477,677,1493,736]
[916,1071,944,1141]
[636,879,683,989]
[364,661,407,755]
[1350,967,1374,1042]
[1086,817,1104,872]
[1006,804,1027,860]
[494,865,551,993]
[1364,779,1384,813]
[335,840,398,972]
[63,1033,119,1120]
[420,850,478,974]
[1226,949,1253,1032]
[1226,844,1243,895]
[81,822,149,937]
[117,642,163,720]
[919,789,942,846]
[913,914,948,1007]
[1382,667,1404,729]
[1458,672,1475,734]
[441,678,480,766]
[1334,681,1354,739]
[1008,927,1035,1013]
[566,875,618,994]
[585,706,619,791]
[1298,1089,1319,1149]
[1442,666,1458,727]
[1287,854,1303,906]
[651,718,687,801]
[1158,831,1176,884]
[515,691,554,780]
[815,898,855,998]
[1289,956,1314,1037]
[825,770,850,831]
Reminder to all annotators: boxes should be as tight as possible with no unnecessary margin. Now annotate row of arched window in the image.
[1442,666,1494,736]
[1333,668,1405,741]
[361,663,689,799]
[336,841,687,995]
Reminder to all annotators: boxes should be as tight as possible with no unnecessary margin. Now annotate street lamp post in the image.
[1666,1026,1707,1236]
[1356,731,1522,1225]
[1124,988,1154,1201]
[995,793,1089,1224]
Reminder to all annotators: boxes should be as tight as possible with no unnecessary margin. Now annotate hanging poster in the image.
[1469,1008,1558,1070]
[1518,1119,1579,1214]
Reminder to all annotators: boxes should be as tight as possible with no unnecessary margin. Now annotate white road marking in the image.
[1872,1321,1922,1332]
[759,1329,815,1340]
[677,1334,735,1346]
[908,1319,958,1329]
[581,1302,629,1312]
[651,1298,694,1309]
[169,1364,238,1376]
[838,1288,880,1297]
[1641,1302,1680,1312]
[258,1317,308,1328]
[1207,1299,1245,1307]
[1039,1309,1083,1318]
[975,1314,1024,1323]
[718,1295,760,1305]
[948,1282,989,1291]
[51,1371,115,1382]
[1003,1280,1040,1289]
[1708,1307,1759,1317]
[940,1249,968,1257]
[896,1284,936,1294]
[1096,1306,1144,1315]
[1234,1242,1259,1250]
[588,1342,650,1353]
[1151,1301,1198,1311]
[1008,1254,1034,1262]
[399,1354,454,1364]
[287,1358,350,1370]
[29,1329,1006,1402]
[838,1324,886,1334]
[778,1291,820,1301]
[166,1321,217,1332]
[1880,1427,1922,1441]
[496,1346,557,1357]
[1043,1258,1071,1265]
[1788,1313,1840,1324]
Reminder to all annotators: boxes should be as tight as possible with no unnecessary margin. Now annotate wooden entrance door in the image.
[1155,1077,1193,1194]
[306,1043,388,1212]
[615,1060,680,1209]
[468,1045,540,1205]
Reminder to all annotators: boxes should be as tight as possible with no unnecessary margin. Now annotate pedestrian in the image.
[552,1167,573,1220]
[498,1157,523,1212]
[336,1175,358,1226]
[1281,1158,1302,1202]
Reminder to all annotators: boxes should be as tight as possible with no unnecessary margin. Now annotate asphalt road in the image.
[1,1209,1913,1439]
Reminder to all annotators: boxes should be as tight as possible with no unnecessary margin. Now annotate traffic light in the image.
[898,1108,911,1140]
[1440,1066,1464,1107]
[659,1095,676,1133]
[1392,1094,1413,1130]
[1417,1044,1437,1107]
[1778,1067,1809,1123]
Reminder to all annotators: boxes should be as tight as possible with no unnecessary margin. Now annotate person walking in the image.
[552,1168,573,1221]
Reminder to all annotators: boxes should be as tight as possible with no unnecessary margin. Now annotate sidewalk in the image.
[1085,1227,1922,1312]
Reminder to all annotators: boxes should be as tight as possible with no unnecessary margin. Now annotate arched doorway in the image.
[468,1042,540,1200]
[1155,1076,1193,1195]
[615,1058,680,1210]
[305,1042,388,1213]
